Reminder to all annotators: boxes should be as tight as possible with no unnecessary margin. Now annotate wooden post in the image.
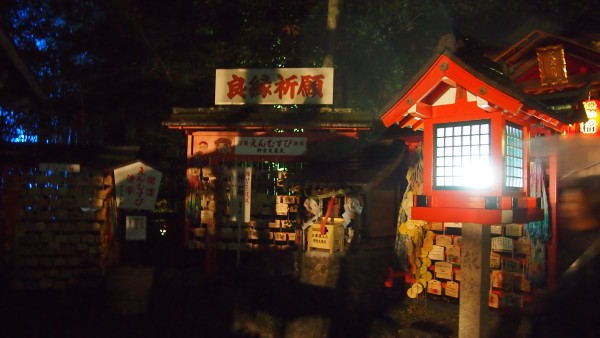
[547,153,558,287]
[459,223,491,338]
[323,0,339,68]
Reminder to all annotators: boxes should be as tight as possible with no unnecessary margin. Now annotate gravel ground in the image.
[0,250,533,338]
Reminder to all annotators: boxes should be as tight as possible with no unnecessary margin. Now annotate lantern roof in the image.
[379,48,588,132]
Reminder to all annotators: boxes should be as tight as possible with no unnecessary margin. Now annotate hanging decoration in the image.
[185,168,202,227]
[526,159,550,242]
[528,239,547,287]
[394,143,427,288]
[525,158,550,287]
[100,192,118,275]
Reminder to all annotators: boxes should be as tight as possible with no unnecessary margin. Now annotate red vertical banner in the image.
[321,197,336,235]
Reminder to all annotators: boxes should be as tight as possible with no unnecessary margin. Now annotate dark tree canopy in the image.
[0,0,597,145]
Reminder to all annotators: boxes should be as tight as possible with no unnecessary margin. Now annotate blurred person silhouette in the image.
[527,175,600,337]
[493,174,600,338]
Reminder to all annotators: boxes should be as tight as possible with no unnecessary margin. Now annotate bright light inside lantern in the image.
[463,161,494,188]
[434,120,492,189]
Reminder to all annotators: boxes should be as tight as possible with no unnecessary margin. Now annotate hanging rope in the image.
[394,143,424,270]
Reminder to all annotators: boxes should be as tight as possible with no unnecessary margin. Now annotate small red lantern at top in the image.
[580,99,600,135]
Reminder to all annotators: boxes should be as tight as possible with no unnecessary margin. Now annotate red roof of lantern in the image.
[379,49,587,132]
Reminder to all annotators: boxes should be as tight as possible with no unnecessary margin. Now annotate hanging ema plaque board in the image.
[114,161,162,211]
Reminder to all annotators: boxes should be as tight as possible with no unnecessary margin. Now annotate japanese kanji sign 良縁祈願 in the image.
[215,68,334,105]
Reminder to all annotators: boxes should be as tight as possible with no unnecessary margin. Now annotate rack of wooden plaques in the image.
[11,168,110,290]
[421,222,535,309]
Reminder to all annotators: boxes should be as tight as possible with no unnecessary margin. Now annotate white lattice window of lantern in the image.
[505,123,524,189]
[434,120,492,189]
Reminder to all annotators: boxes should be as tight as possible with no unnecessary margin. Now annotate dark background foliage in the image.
[0,0,597,146]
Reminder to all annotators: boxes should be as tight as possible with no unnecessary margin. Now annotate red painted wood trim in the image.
[412,206,543,224]
[381,54,525,127]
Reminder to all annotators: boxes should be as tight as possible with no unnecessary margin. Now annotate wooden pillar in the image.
[547,153,558,287]
[459,223,491,338]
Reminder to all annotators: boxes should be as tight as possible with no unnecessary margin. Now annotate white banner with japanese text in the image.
[215,68,333,105]
[234,136,307,156]
[114,161,162,211]
[244,167,252,223]
[230,166,252,223]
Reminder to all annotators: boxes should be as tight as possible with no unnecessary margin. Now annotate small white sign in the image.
[125,215,147,240]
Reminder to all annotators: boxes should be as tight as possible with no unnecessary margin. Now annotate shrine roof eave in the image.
[378,48,585,131]
[492,29,600,68]
[161,120,374,131]
[162,106,379,131]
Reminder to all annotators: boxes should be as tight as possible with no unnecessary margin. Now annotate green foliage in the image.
[0,109,38,142]
[327,0,453,109]
[1,0,597,145]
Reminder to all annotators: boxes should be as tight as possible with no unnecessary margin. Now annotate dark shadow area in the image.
[0,249,408,338]
[410,320,454,338]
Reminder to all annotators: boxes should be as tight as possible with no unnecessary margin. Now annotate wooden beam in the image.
[411,119,424,131]
[396,114,415,128]
[414,102,433,119]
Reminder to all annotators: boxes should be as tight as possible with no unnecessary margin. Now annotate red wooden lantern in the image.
[380,51,573,224]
